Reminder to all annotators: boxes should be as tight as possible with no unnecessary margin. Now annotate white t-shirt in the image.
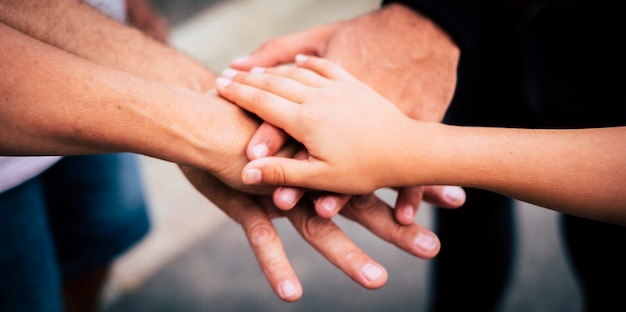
[0,0,128,193]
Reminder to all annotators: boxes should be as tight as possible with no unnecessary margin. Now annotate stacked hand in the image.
[228,3,463,225]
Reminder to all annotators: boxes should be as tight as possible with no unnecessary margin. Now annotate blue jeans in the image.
[0,153,150,312]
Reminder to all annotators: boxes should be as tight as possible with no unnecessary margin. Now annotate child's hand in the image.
[216,55,413,194]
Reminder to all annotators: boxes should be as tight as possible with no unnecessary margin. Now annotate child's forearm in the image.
[409,123,626,223]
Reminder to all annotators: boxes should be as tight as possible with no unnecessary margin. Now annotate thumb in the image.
[422,185,466,208]
[247,122,289,160]
[230,25,334,70]
[241,157,321,189]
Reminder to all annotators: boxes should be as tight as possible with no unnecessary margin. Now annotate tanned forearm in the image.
[0,22,257,186]
[2,23,200,157]
[0,0,213,91]
[0,1,262,187]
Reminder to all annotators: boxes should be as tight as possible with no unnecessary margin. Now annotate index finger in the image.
[179,166,303,301]
[216,76,298,132]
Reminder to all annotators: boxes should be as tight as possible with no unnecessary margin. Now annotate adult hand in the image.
[230,3,459,120]
[179,165,441,302]
[229,3,462,222]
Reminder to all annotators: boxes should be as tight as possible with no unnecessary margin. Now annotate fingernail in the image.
[444,186,465,204]
[279,279,297,298]
[415,232,438,252]
[279,188,298,207]
[252,144,268,158]
[215,77,232,88]
[243,168,261,184]
[295,54,308,63]
[361,263,383,282]
[319,197,337,214]
[221,68,238,78]
[232,55,250,64]
[401,205,413,220]
[251,66,265,74]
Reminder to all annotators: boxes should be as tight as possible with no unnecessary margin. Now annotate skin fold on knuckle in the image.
[260,75,286,92]
[265,161,287,185]
[348,193,383,214]
[250,87,270,107]
[246,219,277,248]
[300,212,337,242]
[261,257,289,280]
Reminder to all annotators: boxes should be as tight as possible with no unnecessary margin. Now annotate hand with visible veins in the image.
[180,166,442,302]
[0,0,444,301]
[229,3,463,223]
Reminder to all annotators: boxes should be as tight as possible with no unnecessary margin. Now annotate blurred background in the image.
[101,0,581,311]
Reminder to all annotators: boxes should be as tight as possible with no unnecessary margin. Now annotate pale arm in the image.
[217,55,626,225]
[416,125,626,225]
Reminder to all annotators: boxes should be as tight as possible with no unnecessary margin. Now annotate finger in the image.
[242,157,327,191]
[295,54,359,83]
[230,25,335,70]
[422,185,466,208]
[340,193,441,259]
[178,166,302,301]
[273,186,306,210]
[253,64,328,88]
[215,77,298,131]
[394,186,425,225]
[284,200,388,289]
[247,122,289,160]
[221,68,313,104]
[314,193,352,218]
[239,197,303,302]
[272,149,309,210]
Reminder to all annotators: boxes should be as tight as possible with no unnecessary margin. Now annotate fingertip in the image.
[278,279,303,302]
[251,143,269,159]
[230,55,252,69]
[273,187,301,210]
[215,77,232,90]
[315,196,338,218]
[443,186,466,207]
[394,204,415,225]
[221,67,239,78]
[360,262,388,289]
[242,167,262,185]
[295,54,308,65]
[414,231,440,259]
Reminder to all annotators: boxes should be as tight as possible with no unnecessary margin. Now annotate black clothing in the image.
[382,0,626,311]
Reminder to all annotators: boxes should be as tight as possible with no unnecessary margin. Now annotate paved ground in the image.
[101,1,581,311]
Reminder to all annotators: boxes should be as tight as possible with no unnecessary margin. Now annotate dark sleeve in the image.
[381,0,485,52]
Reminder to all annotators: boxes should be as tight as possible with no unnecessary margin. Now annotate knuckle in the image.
[262,258,287,277]
[301,213,335,241]
[349,193,381,213]
[267,162,287,185]
[260,75,284,90]
[317,85,342,100]
[250,89,269,105]
[340,247,363,263]
[247,220,276,247]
